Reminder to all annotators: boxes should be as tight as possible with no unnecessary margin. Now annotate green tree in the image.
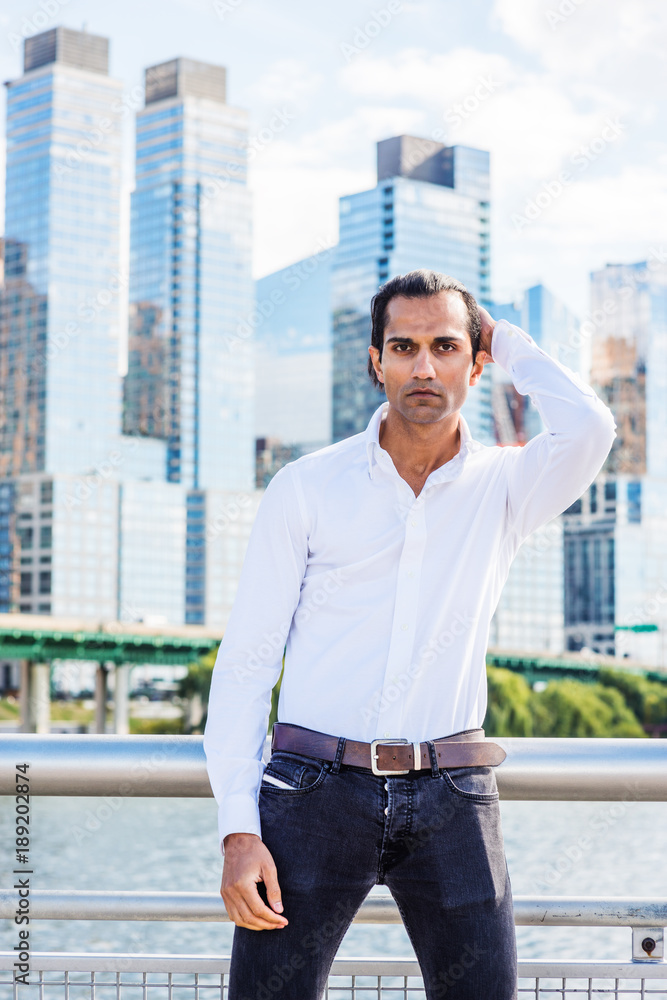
[178,652,215,701]
[598,668,667,733]
[484,666,534,736]
[531,679,645,737]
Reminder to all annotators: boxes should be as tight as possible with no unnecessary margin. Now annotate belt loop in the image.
[426,740,440,778]
[331,736,347,774]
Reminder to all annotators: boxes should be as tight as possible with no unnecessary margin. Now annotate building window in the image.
[20,573,32,596]
[40,524,52,548]
[627,481,641,523]
[565,498,582,515]
[604,481,616,502]
[38,571,51,595]
[40,481,53,505]
[37,603,51,613]
[589,482,597,514]
[17,527,33,550]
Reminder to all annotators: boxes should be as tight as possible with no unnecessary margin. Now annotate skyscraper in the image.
[0,27,123,477]
[332,135,493,444]
[124,57,254,491]
[0,36,261,626]
[562,259,667,662]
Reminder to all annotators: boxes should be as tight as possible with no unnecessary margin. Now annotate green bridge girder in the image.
[0,615,663,684]
[0,614,221,666]
[487,649,667,686]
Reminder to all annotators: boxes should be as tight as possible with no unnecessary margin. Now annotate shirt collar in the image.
[365,401,478,482]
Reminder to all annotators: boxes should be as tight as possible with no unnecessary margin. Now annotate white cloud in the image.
[339,46,516,105]
[493,0,667,94]
[242,58,324,115]
[493,163,667,313]
[249,105,425,276]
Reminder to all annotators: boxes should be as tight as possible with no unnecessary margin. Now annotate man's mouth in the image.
[408,388,439,397]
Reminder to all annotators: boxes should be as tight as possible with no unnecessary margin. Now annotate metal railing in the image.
[1,734,666,997]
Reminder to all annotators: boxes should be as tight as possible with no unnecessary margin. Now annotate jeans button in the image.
[384,783,389,791]
[384,806,389,815]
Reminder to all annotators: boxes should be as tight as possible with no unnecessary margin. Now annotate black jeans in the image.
[229,735,517,1000]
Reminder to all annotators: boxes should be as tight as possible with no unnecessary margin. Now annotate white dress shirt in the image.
[203,319,616,849]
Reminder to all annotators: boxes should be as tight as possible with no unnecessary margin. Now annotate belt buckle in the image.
[370,737,410,776]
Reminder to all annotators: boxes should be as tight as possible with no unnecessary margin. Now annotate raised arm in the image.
[481,311,616,543]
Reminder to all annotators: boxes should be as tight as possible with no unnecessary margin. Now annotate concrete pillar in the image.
[29,662,51,734]
[187,692,203,733]
[19,660,31,733]
[95,664,109,734]
[114,664,130,735]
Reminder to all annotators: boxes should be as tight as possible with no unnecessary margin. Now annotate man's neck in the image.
[378,405,462,496]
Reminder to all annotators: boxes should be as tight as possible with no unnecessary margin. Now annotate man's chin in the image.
[395,398,449,423]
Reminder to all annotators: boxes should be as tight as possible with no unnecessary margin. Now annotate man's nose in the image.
[411,348,436,379]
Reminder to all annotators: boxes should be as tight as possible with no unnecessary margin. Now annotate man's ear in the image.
[368,345,384,384]
[468,353,485,386]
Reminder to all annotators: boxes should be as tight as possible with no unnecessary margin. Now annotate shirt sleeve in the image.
[491,318,616,544]
[202,464,309,854]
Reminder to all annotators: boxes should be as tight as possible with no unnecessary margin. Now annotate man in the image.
[204,270,616,998]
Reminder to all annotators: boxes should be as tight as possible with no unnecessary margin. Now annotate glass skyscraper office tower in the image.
[332,135,493,444]
[563,260,667,663]
[0,27,123,478]
[0,28,125,617]
[0,32,260,625]
[124,57,254,492]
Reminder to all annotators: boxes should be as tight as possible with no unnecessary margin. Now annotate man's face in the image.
[368,291,484,425]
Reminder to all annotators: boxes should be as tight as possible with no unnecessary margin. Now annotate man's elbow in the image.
[579,399,616,467]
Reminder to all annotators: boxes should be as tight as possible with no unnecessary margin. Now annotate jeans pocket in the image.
[442,765,500,801]
[261,751,329,793]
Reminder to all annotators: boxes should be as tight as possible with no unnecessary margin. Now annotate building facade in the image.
[124,57,254,492]
[332,135,493,444]
[563,260,667,664]
[1,27,124,478]
[0,35,259,629]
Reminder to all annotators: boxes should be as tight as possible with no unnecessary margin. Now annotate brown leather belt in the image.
[271,722,506,775]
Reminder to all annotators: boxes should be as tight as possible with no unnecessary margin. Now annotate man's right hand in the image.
[221,832,288,931]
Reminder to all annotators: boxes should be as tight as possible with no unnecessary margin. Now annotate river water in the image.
[1,796,666,964]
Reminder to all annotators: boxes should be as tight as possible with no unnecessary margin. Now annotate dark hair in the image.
[368,269,482,389]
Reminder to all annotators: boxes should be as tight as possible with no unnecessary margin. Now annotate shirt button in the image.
[407,571,414,579]
[401,623,408,631]
[383,732,391,737]
[410,520,417,527]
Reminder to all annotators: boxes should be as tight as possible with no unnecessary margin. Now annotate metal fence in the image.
[1,959,667,999]
[1,735,666,997]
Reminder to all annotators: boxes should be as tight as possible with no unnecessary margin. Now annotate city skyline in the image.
[0,22,666,667]
[0,0,665,321]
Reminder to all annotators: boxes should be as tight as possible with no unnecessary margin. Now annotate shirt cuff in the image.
[217,794,262,856]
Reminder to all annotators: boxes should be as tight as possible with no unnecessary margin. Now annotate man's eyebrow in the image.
[384,334,467,345]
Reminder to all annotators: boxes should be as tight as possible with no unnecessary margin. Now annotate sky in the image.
[0,0,666,318]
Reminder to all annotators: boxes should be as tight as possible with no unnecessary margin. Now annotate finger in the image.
[261,862,284,914]
[245,886,289,925]
[235,895,287,931]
